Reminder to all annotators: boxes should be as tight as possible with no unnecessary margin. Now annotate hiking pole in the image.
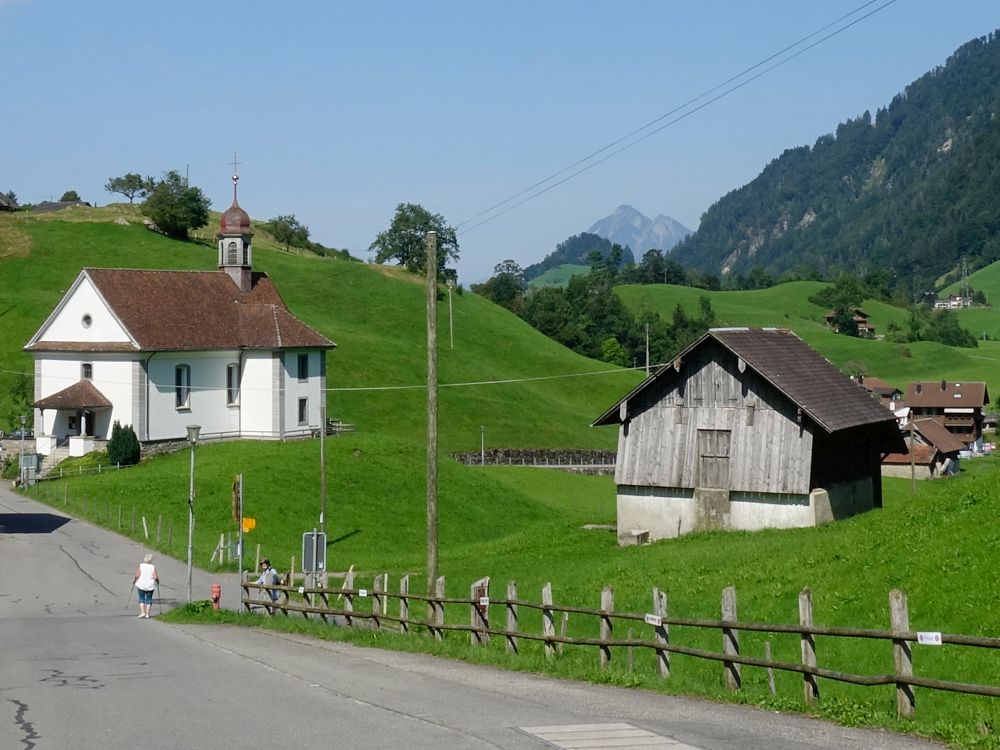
[156,582,162,616]
[125,581,134,610]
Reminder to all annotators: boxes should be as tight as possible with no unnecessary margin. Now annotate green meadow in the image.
[6,208,1000,748]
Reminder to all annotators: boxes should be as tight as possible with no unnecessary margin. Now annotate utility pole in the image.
[425,231,439,597]
[909,418,916,496]
[447,278,455,350]
[320,404,327,535]
[645,322,650,375]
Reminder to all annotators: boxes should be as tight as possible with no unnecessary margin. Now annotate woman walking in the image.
[133,553,159,619]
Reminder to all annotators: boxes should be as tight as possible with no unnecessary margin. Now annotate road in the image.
[0,487,944,750]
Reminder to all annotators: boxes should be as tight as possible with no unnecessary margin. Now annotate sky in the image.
[3,1,999,282]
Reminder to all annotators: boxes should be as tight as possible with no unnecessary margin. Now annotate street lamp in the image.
[185,424,201,603]
[480,425,485,466]
[18,414,26,487]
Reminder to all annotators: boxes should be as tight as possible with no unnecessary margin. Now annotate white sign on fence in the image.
[644,613,663,627]
[917,631,943,646]
[359,589,368,597]
[479,597,490,607]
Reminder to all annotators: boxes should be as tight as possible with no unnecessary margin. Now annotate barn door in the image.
[697,429,731,488]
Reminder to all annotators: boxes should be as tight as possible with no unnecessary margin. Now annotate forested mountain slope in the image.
[671,30,1000,292]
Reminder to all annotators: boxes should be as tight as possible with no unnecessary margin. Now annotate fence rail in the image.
[242,575,1000,717]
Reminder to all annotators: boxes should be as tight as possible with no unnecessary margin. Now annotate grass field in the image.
[9,210,1000,747]
[527,263,591,288]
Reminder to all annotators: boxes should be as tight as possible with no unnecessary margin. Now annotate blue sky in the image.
[3,1,998,281]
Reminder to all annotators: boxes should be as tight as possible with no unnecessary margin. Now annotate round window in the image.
[82,314,93,328]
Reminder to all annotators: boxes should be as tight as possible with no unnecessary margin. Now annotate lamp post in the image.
[185,424,201,603]
[480,425,485,465]
[19,414,26,487]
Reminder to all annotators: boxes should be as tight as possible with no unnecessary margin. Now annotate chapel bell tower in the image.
[218,172,254,292]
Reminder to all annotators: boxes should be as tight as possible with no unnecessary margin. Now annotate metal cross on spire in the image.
[230,151,242,202]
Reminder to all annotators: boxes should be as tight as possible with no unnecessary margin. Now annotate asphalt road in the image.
[0,487,945,750]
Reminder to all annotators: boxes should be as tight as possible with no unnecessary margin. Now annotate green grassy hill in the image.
[616,280,1000,396]
[526,263,590,288]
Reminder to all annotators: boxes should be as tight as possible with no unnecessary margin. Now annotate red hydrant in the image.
[210,583,222,610]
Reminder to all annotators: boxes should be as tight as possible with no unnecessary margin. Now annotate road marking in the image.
[518,722,703,749]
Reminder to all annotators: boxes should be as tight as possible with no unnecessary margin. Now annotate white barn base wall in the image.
[616,477,876,544]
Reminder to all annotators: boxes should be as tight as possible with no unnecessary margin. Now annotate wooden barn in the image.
[593,328,904,544]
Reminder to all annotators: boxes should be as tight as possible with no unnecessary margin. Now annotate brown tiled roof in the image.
[26,268,334,352]
[33,380,112,410]
[910,418,965,453]
[594,328,899,435]
[883,444,936,466]
[857,376,901,397]
[904,381,989,409]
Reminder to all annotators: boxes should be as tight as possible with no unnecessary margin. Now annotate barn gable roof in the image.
[25,268,335,353]
[593,327,898,434]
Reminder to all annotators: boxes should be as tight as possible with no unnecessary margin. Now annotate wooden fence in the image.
[242,574,1000,719]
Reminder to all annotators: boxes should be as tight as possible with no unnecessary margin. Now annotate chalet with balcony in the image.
[903,381,989,452]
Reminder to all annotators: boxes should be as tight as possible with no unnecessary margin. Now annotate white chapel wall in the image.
[241,351,276,435]
[39,278,131,343]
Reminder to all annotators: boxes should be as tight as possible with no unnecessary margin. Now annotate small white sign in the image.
[298,586,305,594]
[644,613,663,627]
[917,631,942,646]
[359,588,368,597]
[479,597,490,607]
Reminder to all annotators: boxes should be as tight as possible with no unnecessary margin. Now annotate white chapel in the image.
[24,176,335,458]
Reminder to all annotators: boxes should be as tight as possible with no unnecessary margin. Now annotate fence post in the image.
[765,642,776,695]
[799,587,819,706]
[653,586,670,678]
[433,576,446,641]
[242,580,251,613]
[506,581,518,655]
[722,585,741,690]
[558,612,569,656]
[156,516,162,544]
[470,576,490,646]
[599,586,613,670]
[343,568,355,628]
[890,588,915,719]
[373,573,384,631]
[542,582,555,659]
[399,575,410,635]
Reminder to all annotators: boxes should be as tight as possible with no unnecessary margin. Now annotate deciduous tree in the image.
[369,203,458,275]
[141,171,210,240]
[104,173,149,204]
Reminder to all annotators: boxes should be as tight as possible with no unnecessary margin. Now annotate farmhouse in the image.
[853,375,902,408]
[593,328,904,544]
[902,381,989,453]
[24,177,335,459]
[824,308,876,337]
[882,417,963,479]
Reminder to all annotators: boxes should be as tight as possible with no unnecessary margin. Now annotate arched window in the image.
[175,364,191,409]
[81,362,93,380]
[226,363,239,405]
[226,241,239,265]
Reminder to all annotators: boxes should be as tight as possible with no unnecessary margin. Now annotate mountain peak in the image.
[589,206,693,254]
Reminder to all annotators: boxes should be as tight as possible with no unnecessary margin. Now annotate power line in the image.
[457,0,898,236]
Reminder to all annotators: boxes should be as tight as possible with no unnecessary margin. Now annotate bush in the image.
[107,421,140,466]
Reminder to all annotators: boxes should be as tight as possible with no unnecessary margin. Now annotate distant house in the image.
[903,381,989,452]
[33,200,92,213]
[0,193,16,212]
[853,375,902,407]
[593,328,904,544]
[882,418,963,479]
[824,308,876,337]
[24,177,335,459]
[933,293,972,310]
